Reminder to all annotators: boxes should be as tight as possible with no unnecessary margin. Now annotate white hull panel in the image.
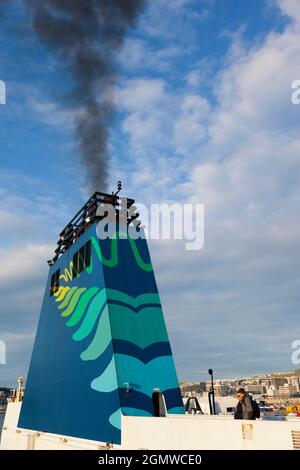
[1,402,300,450]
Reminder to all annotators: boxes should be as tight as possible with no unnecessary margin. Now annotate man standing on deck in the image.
[234,388,254,420]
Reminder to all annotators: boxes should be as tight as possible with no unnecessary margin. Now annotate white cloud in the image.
[117,78,168,111]
[118,37,183,71]
[185,70,203,88]
[1,331,36,355]
[0,173,76,383]
[277,0,300,26]
[116,78,177,161]
[139,0,212,41]
[174,94,211,155]
[112,0,300,378]
[29,98,76,128]
[0,243,50,286]
[0,174,71,245]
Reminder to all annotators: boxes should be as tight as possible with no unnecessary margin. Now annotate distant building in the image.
[214,384,230,397]
[198,382,207,393]
[180,382,207,396]
[278,384,298,396]
[288,377,300,392]
[0,388,11,399]
[246,385,267,395]
[179,370,300,400]
[266,386,279,397]
[0,389,10,406]
[259,379,271,387]
[271,377,287,388]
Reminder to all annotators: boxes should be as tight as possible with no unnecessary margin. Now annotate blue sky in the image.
[0,0,300,386]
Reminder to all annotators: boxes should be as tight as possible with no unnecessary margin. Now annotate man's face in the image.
[236,392,245,402]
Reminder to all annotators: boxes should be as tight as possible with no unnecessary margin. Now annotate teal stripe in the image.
[91,357,118,393]
[72,289,107,341]
[61,288,86,317]
[109,304,168,348]
[80,306,111,361]
[167,406,185,414]
[121,408,152,417]
[133,293,161,306]
[66,287,99,327]
[106,289,161,308]
[114,354,179,398]
[109,409,121,430]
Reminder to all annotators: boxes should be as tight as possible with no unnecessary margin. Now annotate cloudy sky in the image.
[0,0,300,386]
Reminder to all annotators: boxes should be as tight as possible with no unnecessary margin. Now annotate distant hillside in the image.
[270,369,300,377]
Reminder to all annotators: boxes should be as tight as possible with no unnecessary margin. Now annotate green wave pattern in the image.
[58,231,153,284]
[54,286,165,357]
[52,232,164,429]
[58,287,77,310]
[61,288,87,317]
[86,234,153,273]
[66,287,99,327]
[79,303,168,362]
[72,289,108,341]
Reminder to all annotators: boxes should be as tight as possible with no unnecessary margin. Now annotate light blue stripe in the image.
[80,306,111,361]
[167,407,185,415]
[72,289,107,341]
[109,409,121,430]
[114,355,179,398]
[91,357,118,393]
[121,408,152,417]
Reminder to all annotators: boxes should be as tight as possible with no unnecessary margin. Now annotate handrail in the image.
[2,425,116,450]
[47,188,137,266]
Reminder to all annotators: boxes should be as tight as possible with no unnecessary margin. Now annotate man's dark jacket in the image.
[234,394,254,420]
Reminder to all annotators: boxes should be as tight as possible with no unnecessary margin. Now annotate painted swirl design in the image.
[53,232,183,431]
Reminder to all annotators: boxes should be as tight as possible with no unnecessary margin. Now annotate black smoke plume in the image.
[27,0,146,191]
